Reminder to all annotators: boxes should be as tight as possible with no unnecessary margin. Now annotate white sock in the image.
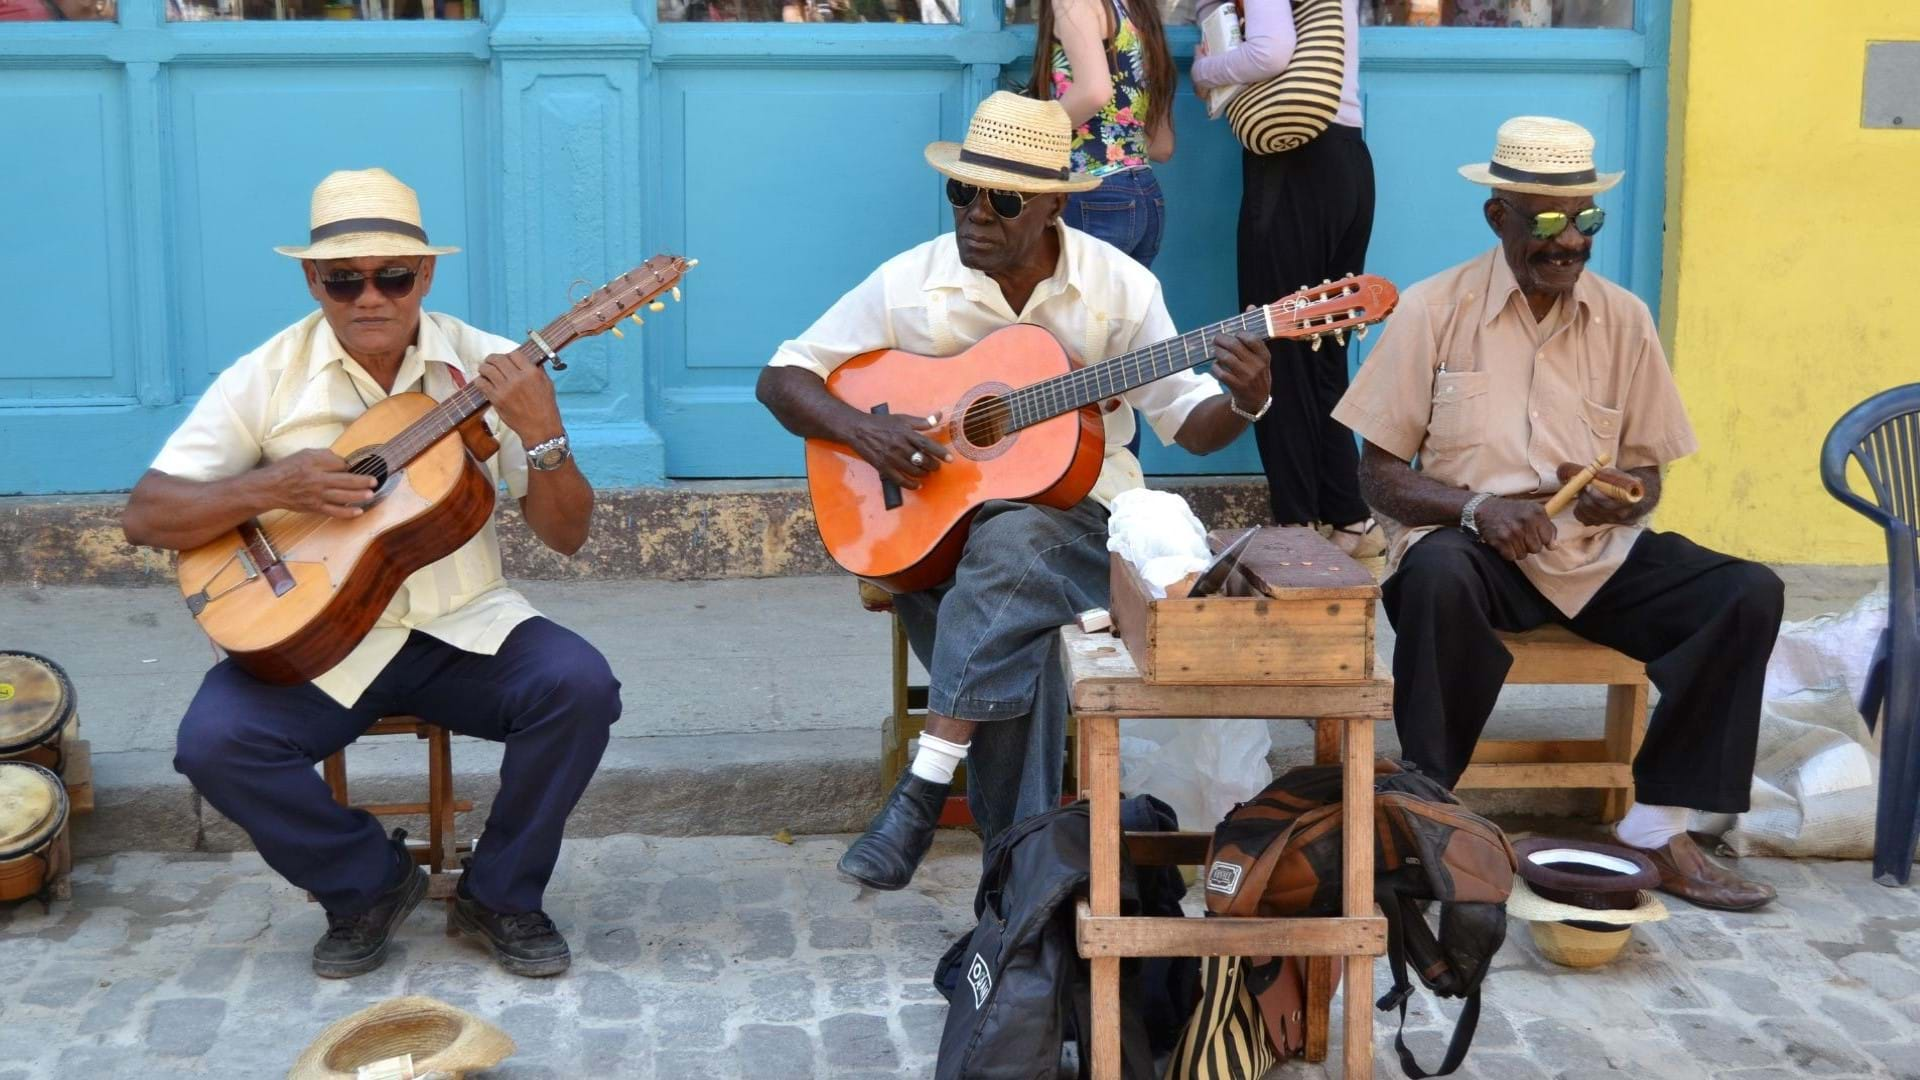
[909,732,970,785]
[1614,802,1691,850]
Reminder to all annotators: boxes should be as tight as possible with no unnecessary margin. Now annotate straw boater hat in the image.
[926,91,1102,195]
[1458,116,1623,197]
[288,996,514,1080]
[1507,838,1669,969]
[274,168,460,261]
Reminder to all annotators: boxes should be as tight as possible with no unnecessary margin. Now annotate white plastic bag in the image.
[1118,718,1273,834]
[1106,489,1210,599]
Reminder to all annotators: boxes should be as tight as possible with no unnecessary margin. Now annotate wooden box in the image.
[1107,526,1378,684]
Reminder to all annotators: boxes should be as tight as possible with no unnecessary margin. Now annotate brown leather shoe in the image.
[1628,833,1776,911]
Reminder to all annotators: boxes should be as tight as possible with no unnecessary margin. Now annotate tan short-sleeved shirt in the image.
[152,311,538,706]
[1331,247,1698,615]
[767,223,1224,508]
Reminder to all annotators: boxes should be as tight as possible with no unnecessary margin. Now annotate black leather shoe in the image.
[837,771,949,891]
[312,829,428,979]
[449,881,571,978]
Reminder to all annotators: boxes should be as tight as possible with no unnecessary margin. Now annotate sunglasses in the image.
[1501,201,1606,241]
[945,178,1029,220]
[318,265,420,303]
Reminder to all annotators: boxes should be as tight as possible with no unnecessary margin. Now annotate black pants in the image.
[1381,528,1784,813]
[1238,124,1375,526]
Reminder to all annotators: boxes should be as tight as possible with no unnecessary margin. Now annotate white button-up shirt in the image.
[767,224,1224,508]
[151,310,538,706]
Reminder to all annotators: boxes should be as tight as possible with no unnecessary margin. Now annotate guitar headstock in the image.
[546,254,696,351]
[1264,273,1399,351]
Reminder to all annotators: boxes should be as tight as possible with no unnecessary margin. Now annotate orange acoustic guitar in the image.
[806,274,1399,593]
[177,255,693,685]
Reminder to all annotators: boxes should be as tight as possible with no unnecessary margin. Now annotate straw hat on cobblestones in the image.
[275,168,460,261]
[289,996,513,1080]
[926,91,1102,194]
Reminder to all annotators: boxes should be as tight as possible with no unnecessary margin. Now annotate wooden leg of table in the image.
[322,752,348,806]
[1342,716,1375,1079]
[1304,715,1341,1062]
[1601,682,1648,823]
[1086,713,1122,1080]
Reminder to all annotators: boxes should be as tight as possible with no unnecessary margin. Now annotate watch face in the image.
[535,447,565,468]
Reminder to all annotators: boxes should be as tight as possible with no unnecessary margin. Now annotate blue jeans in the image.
[1063,167,1165,269]
[174,618,620,915]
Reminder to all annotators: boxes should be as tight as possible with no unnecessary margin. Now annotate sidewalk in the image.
[0,566,1885,858]
[1,833,1915,1078]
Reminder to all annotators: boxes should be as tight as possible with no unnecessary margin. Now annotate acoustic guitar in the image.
[178,254,692,685]
[805,274,1398,593]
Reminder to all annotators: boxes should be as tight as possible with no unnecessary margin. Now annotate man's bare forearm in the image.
[122,469,277,552]
[755,366,867,441]
[1356,441,1475,529]
[520,461,595,556]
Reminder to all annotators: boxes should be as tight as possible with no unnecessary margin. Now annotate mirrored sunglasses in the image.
[1509,205,1607,241]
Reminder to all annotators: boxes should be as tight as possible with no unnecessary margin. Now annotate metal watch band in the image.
[1461,492,1495,538]
[527,434,571,472]
[1229,395,1272,423]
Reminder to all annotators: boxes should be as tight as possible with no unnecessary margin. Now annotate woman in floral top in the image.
[1027,0,1176,267]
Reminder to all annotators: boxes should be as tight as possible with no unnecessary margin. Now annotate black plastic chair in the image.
[1821,383,1920,886]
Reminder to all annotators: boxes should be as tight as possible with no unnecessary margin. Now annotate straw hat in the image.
[274,168,460,261]
[1458,116,1623,197]
[288,996,514,1080]
[1527,920,1637,969]
[925,92,1102,194]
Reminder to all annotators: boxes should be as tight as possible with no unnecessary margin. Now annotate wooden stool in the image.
[1455,625,1650,822]
[320,717,472,900]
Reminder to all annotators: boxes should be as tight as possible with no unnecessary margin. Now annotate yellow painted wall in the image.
[1660,1,1920,565]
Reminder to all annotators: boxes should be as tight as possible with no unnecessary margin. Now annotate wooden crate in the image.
[1107,526,1377,685]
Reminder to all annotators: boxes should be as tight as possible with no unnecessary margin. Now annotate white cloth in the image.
[767,224,1225,508]
[151,310,537,707]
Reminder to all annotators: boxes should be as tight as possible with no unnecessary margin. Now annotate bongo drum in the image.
[0,762,67,903]
[0,652,76,773]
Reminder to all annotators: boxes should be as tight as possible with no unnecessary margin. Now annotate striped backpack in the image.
[1224,0,1347,154]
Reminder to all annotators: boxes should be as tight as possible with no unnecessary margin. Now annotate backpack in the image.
[1201,758,1518,1078]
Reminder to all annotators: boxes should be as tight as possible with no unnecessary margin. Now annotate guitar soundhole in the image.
[961,395,1011,448]
[343,447,395,505]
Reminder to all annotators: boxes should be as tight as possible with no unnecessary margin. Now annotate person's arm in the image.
[1171,329,1271,454]
[1357,440,1556,562]
[473,352,595,556]
[1193,0,1297,91]
[1146,114,1174,163]
[1052,0,1116,126]
[122,456,377,553]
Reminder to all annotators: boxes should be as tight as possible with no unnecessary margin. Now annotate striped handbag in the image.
[1224,0,1347,154]
[1165,955,1279,1079]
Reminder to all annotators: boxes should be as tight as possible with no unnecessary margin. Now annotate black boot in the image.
[449,870,571,978]
[837,771,949,891]
[312,829,428,979]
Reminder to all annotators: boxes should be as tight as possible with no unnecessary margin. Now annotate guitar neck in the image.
[1005,307,1273,433]
[377,341,548,469]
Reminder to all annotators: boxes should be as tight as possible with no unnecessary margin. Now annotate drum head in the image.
[0,762,65,859]
[0,652,72,755]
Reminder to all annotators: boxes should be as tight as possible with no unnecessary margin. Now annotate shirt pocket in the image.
[1580,396,1624,461]
[1426,370,1489,454]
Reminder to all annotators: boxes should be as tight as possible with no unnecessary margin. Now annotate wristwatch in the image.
[526,434,572,472]
[1229,395,1273,423]
[1460,492,1495,540]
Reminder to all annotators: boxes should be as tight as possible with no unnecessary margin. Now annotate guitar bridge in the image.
[184,548,260,619]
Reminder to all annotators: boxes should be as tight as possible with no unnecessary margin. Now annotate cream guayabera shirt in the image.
[1332,247,1699,616]
[152,311,537,706]
[767,224,1225,508]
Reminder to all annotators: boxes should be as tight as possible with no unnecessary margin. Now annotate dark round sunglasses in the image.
[945,178,1029,220]
[1502,200,1606,241]
[319,265,420,303]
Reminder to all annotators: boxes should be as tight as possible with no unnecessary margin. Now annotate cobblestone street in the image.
[1,832,1916,1079]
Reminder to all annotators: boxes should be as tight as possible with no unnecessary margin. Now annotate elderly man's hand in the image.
[1209,329,1272,419]
[476,352,565,446]
[1474,497,1556,561]
[1556,463,1643,526]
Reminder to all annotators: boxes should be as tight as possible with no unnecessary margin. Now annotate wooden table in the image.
[1061,625,1392,1079]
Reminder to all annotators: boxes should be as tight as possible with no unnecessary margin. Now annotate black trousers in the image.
[1380,528,1784,813]
[1237,124,1375,527]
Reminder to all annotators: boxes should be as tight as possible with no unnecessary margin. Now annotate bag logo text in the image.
[1205,860,1244,895]
[968,953,993,1008]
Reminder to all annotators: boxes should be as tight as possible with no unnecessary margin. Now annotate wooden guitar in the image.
[805,274,1399,593]
[178,255,692,685]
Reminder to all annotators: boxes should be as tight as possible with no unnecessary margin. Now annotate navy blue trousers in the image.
[174,617,620,916]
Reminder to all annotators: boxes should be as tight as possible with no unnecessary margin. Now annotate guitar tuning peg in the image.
[687,258,700,267]
[1355,324,1369,340]
[1322,278,1331,284]
[1310,334,1324,352]
[671,286,682,302]
[609,326,624,339]
[1333,329,1346,345]
[629,313,645,326]
[649,301,666,312]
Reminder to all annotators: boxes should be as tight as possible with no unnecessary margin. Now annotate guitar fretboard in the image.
[1000,308,1273,432]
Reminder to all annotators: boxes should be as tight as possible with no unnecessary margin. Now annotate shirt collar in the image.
[926,222,1079,316]
[1477,245,1602,329]
[307,312,466,398]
